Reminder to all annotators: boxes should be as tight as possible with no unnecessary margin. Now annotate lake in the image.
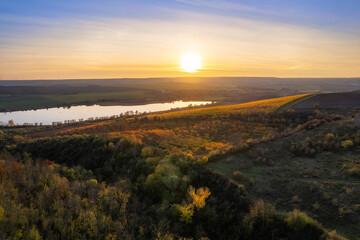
[0,101,213,125]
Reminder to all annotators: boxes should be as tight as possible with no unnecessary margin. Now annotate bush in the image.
[243,200,276,233]
[348,164,360,176]
[207,149,221,161]
[231,143,249,153]
[325,133,335,141]
[322,230,347,240]
[173,204,194,223]
[238,184,246,191]
[86,179,98,188]
[141,146,154,158]
[233,170,245,181]
[285,209,317,231]
[341,140,354,149]
[255,157,274,166]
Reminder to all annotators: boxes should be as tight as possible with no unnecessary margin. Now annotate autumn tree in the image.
[188,186,211,209]
[175,186,211,223]
[7,120,15,126]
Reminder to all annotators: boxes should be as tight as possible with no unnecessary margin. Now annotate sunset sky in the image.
[0,0,359,79]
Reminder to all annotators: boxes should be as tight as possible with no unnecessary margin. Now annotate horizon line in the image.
[1,76,360,81]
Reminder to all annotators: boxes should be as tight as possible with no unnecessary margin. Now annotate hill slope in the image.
[149,94,311,118]
[0,93,356,239]
[292,91,360,109]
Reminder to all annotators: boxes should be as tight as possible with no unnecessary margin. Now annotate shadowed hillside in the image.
[292,91,360,109]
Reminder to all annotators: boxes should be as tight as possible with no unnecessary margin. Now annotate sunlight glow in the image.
[180,53,202,72]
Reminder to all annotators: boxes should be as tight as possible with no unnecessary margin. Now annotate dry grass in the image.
[148,94,310,119]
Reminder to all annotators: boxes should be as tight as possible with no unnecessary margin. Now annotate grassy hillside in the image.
[0,93,357,239]
[148,94,311,118]
[208,119,360,239]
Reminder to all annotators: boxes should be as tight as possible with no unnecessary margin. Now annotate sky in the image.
[0,0,359,79]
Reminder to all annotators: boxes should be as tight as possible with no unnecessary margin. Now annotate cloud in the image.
[175,0,267,14]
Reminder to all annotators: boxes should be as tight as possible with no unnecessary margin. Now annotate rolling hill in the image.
[0,93,359,239]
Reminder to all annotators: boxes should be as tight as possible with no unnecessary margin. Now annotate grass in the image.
[123,82,226,90]
[43,91,151,104]
[0,91,152,111]
[206,119,360,239]
[276,93,317,113]
[0,95,59,110]
[149,94,310,119]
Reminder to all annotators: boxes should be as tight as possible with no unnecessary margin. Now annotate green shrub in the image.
[172,204,194,224]
[141,146,154,158]
[322,230,347,240]
[238,184,246,191]
[85,179,98,188]
[29,225,42,240]
[207,149,221,161]
[231,143,249,153]
[285,209,316,231]
[341,140,354,149]
[0,206,5,224]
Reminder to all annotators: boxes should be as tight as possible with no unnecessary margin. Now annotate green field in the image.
[0,91,154,111]
[1,77,359,112]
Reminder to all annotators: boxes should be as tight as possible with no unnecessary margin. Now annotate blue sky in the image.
[2,0,358,26]
[0,0,359,79]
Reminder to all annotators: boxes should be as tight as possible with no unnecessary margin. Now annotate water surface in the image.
[0,101,212,125]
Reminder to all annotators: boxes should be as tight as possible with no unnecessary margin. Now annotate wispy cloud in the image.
[175,0,268,14]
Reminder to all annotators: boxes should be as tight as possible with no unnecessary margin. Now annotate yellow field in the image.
[149,94,311,119]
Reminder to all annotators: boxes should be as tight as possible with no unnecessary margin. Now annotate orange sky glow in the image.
[0,2,359,79]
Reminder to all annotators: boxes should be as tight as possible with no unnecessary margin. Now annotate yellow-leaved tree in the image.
[188,186,211,209]
[175,186,211,223]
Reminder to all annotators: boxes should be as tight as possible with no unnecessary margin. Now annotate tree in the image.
[285,209,316,231]
[176,204,194,223]
[188,186,211,209]
[7,120,15,126]
[29,226,42,240]
[243,199,276,233]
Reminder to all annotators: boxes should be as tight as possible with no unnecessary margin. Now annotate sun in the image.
[180,53,202,72]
